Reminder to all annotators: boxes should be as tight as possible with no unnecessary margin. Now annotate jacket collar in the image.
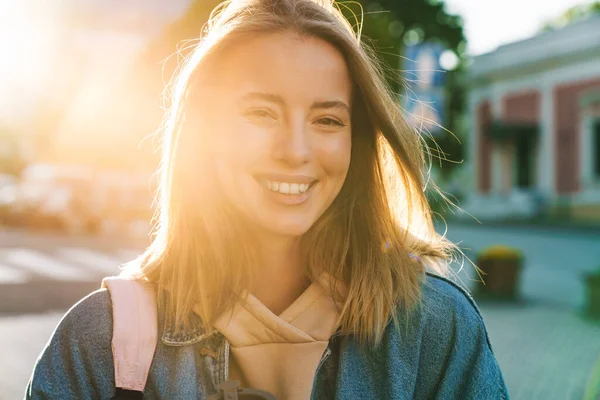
[159,305,222,347]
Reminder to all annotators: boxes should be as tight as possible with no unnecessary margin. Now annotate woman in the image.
[26,0,508,398]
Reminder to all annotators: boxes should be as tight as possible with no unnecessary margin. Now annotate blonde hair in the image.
[124,0,457,346]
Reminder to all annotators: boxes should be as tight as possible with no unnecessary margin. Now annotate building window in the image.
[595,120,600,180]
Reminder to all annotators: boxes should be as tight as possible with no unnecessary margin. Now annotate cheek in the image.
[214,118,272,167]
[317,134,352,180]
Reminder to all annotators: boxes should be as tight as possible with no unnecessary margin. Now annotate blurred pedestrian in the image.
[25,0,508,399]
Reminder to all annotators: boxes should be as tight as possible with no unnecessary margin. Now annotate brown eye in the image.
[316,117,345,127]
[244,108,276,120]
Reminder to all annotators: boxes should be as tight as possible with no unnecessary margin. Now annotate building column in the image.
[538,84,555,196]
[491,143,503,194]
[475,101,492,193]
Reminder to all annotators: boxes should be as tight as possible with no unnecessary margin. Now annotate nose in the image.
[272,118,312,167]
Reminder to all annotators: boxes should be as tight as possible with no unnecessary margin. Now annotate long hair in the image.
[124,0,458,346]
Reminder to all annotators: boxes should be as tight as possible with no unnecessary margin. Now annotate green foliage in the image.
[336,1,468,175]
[584,354,600,400]
[350,0,466,67]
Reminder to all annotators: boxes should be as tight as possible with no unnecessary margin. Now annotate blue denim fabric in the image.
[25,274,509,399]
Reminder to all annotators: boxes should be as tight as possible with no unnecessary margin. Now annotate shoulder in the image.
[57,288,114,342]
[26,289,115,398]
[416,273,492,347]
[378,273,493,355]
[420,273,486,326]
[383,274,507,397]
[334,274,507,398]
[413,274,507,397]
[43,288,115,364]
[420,272,480,313]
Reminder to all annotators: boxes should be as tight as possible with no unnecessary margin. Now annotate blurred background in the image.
[1,0,600,398]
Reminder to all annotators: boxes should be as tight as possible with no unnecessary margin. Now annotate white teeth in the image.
[264,180,312,195]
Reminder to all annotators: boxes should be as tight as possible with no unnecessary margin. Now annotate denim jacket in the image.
[25,274,509,399]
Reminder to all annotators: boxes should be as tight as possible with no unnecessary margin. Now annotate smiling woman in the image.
[26,1,508,399]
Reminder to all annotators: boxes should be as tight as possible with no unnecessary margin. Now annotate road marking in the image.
[0,263,29,284]
[57,248,124,276]
[2,248,94,281]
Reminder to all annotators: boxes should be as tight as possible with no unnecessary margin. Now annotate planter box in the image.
[585,273,600,320]
[475,257,523,300]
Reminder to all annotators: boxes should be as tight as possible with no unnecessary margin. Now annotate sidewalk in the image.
[0,311,63,400]
[440,221,600,399]
[479,302,600,399]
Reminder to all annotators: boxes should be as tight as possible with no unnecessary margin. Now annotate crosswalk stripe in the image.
[0,263,29,284]
[58,248,124,276]
[2,248,95,281]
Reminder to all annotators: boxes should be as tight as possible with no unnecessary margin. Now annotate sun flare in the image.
[0,1,62,120]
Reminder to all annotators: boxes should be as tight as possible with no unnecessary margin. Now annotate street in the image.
[0,229,143,314]
[1,225,600,399]
[442,224,600,310]
[0,228,144,399]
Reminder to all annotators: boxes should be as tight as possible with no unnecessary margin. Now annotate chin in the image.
[264,218,314,238]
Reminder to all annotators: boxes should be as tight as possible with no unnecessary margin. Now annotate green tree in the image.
[342,1,465,83]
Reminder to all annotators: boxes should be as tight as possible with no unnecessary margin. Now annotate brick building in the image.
[462,15,600,221]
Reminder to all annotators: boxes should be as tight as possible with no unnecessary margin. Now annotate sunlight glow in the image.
[0,1,62,121]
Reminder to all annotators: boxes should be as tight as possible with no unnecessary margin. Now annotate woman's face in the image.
[204,32,352,238]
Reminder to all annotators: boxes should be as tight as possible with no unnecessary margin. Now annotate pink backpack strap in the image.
[101,277,158,393]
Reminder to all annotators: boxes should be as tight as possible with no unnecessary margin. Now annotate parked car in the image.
[9,164,102,233]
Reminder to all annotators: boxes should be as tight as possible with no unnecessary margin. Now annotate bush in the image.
[584,267,600,320]
[584,353,600,400]
[478,245,523,261]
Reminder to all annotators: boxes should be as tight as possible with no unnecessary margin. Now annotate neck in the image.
[250,233,310,315]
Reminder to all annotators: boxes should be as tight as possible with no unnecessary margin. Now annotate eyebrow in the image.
[241,92,350,113]
[311,100,350,113]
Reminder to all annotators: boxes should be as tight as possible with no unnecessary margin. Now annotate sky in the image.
[444,0,595,55]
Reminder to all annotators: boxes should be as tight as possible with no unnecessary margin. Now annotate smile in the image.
[263,180,312,195]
